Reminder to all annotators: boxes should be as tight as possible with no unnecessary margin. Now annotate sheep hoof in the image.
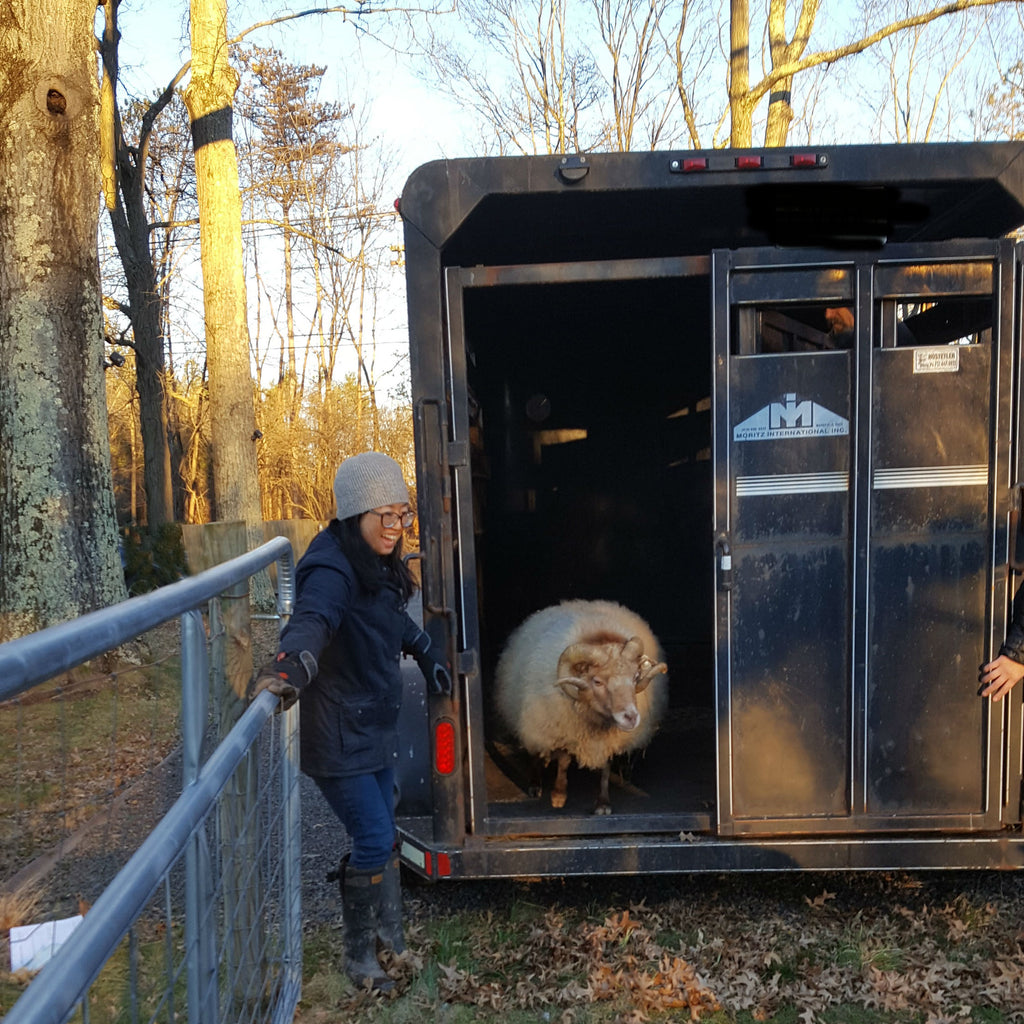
[594,803,612,816]
[550,792,567,809]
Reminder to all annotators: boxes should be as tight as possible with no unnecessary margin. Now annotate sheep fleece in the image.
[493,599,668,769]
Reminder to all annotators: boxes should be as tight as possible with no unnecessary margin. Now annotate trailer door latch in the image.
[715,533,733,591]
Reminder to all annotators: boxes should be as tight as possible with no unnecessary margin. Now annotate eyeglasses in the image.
[368,510,415,530]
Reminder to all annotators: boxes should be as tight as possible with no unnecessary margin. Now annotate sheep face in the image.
[556,636,667,733]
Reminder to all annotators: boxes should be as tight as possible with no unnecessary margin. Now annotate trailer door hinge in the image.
[1010,483,1024,572]
[447,440,469,469]
[456,648,478,677]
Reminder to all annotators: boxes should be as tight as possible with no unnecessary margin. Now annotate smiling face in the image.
[359,503,411,556]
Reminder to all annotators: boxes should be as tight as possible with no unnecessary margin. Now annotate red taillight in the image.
[791,152,818,168]
[682,157,707,172]
[434,720,456,775]
[736,155,762,169]
[422,850,452,878]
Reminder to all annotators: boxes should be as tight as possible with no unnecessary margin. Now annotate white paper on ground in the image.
[9,915,83,971]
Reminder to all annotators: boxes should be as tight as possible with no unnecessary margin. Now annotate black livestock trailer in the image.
[392,142,1024,880]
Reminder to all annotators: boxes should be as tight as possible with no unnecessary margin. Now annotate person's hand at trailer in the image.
[981,584,1024,701]
[978,654,1024,701]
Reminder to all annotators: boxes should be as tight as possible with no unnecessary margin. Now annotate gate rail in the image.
[1,536,301,1024]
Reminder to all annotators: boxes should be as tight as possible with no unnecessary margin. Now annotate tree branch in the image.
[748,0,1016,108]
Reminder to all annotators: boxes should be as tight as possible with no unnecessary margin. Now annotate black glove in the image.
[249,650,317,710]
[408,631,453,696]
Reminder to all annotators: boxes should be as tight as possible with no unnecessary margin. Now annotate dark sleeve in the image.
[278,558,354,661]
[999,583,1024,664]
[400,612,429,656]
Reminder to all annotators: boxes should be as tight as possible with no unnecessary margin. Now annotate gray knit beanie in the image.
[333,452,410,521]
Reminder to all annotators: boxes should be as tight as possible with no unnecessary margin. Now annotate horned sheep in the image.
[493,599,668,814]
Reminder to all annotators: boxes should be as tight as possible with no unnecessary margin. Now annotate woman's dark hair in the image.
[328,515,416,601]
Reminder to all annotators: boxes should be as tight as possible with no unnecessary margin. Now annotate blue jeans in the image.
[314,768,396,870]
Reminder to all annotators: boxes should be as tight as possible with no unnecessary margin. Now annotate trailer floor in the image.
[481,705,717,828]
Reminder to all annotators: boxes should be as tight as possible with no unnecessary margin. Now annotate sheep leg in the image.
[527,760,543,798]
[595,762,612,815]
[551,750,571,808]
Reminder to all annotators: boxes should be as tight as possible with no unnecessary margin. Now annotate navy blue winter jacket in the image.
[279,523,425,778]
[1000,584,1024,666]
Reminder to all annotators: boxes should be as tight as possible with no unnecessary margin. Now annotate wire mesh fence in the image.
[0,630,187,913]
[0,539,301,1024]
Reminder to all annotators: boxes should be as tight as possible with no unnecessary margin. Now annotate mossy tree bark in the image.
[0,0,127,641]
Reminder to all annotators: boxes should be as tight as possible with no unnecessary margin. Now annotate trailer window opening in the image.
[873,261,994,348]
[733,304,855,355]
[875,296,993,348]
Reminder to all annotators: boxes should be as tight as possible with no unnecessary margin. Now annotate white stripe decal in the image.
[736,472,849,496]
[873,465,988,489]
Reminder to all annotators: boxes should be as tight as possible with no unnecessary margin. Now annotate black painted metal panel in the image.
[727,353,852,819]
[867,344,993,818]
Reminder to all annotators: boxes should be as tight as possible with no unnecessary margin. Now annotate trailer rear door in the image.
[712,241,1018,836]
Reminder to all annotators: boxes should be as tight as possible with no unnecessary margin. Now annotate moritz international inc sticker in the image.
[733,393,850,442]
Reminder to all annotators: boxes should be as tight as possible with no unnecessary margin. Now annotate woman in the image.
[252,451,451,992]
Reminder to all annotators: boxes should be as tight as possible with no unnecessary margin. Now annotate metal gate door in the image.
[713,242,1017,836]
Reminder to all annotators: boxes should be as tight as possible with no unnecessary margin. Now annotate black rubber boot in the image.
[341,864,394,993]
[376,849,406,954]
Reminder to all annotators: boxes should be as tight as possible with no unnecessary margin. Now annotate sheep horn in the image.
[621,637,644,660]
[635,654,668,691]
[557,642,601,680]
[556,675,589,701]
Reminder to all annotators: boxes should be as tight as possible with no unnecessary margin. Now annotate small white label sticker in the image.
[913,347,960,374]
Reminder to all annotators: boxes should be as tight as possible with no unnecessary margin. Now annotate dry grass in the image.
[295,871,1024,1024]
[0,881,41,931]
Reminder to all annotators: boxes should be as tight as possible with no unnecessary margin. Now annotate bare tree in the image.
[101,2,443,533]
[315,108,403,446]
[664,0,723,148]
[98,0,192,527]
[978,58,1024,138]
[420,0,1024,151]
[590,0,677,150]
[867,0,981,142]
[725,0,1024,147]
[417,0,606,154]
[0,0,127,639]
[237,46,348,387]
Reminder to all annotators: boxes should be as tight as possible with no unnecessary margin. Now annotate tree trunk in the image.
[763,0,818,147]
[764,71,796,146]
[101,0,175,527]
[728,0,752,147]
[108,178,175,527]
[183,0,272,608]
[0,0,127,640]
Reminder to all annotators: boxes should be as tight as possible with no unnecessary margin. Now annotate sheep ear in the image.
[557,676,589,701]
